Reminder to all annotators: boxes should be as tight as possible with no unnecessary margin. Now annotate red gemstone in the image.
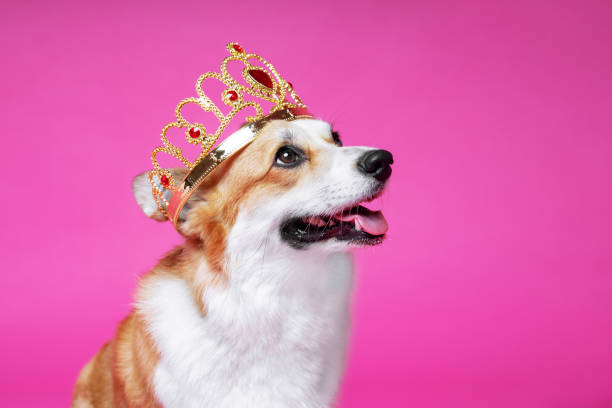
[160,175,170,187]
[189,127,200,138]
[233,44,244,53]
[287,81,294,89]
[227,90,238,101]
[248,69,274,89]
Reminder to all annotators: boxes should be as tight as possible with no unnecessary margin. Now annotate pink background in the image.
[1,0,611,407]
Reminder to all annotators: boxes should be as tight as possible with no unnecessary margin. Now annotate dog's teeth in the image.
[355,220,362,231]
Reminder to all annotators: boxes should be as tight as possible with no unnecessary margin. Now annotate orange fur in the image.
[72,314,160,408]
[72,248,206,407]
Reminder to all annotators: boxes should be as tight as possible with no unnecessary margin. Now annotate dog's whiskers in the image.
[322,213,334,234]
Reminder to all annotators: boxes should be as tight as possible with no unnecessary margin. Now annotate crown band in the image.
[166,107,313,225]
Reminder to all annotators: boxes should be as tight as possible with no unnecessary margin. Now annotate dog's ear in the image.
[132,168,189,222]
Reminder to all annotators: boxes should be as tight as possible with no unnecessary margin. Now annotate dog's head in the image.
[133,118,393,259]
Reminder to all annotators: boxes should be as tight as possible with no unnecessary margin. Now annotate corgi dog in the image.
[72,117,393,408]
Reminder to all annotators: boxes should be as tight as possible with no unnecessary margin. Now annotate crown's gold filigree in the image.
[149,43,310,218]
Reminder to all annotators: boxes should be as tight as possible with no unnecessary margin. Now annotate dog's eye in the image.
[275,146,303,167]
[332,131,342,147]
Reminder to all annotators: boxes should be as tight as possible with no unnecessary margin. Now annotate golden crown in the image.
[149,43,313,225]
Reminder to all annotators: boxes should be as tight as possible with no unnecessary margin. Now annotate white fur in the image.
[140,249,352,408]
[133,173,160,219]
[136,119,383,407]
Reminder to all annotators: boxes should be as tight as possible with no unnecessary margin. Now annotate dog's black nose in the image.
[357,149,394,182]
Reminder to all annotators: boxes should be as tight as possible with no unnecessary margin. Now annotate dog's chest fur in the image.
[139,244,354,408]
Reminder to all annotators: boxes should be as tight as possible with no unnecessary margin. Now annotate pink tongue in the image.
[337,211,388,235]
[356,211,388,235]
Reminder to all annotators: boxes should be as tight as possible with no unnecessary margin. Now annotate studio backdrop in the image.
[1,0,611,407]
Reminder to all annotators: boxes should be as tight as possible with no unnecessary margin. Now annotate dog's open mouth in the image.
[280,198,388,249]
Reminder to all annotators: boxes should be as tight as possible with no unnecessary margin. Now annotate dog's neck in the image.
[154,220,353,320]
[138,229,354,408]
[139,224,354,350]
